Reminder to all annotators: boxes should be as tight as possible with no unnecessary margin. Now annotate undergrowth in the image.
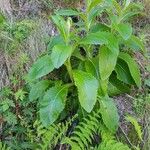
[0,0,149,149]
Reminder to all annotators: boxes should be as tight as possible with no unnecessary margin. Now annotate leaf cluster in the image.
[27,0,145,134]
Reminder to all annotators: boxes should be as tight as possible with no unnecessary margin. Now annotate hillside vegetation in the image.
[0,0,150,149]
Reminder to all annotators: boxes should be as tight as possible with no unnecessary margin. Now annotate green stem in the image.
[65,83,74,88]
[65,58,74,82]
[86,45,92,58]
[99,79,109,97]
[81,106,85,118]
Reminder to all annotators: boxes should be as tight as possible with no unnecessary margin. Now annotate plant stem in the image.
[99,79,108,96]
[65,58,74,82]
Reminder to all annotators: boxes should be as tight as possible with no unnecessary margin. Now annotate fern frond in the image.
[62,110,131,150]
[62,110,102,150]
[95,139,131,150]
[125,115,142,141]
[95,124,131,150]
[0,142,10,150]
[34,115,77,150]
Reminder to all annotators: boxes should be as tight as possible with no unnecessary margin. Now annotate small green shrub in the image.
[0,17,35,53]
[27,0,145,132]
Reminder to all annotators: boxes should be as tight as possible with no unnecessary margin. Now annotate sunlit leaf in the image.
[99,47,119,80]
[28,55,54,81]
[73,70,99,112]
[51,44,73,68]
[116,23,132,40]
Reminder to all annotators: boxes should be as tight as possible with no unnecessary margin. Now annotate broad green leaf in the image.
[51,15,66,35]
[121,11,142,22]
[99,47,119,80]
[88,0,103,12]
[51,15,70,43]
[40,85,68,126]
[108,81,130,96]
[85,60,97,77]
[115,59,135,85]
[78,62,87,73]
[81,31,108,45]
[81,32,119,53]
[47,35,64,51]
[116,23,132,40]
[51,44,73,68]
[121,3,143,21]
[56,9,80,16]
[119,52,141,87]
[109,14,118,25]
[28,55,54,81]
[72,48,86,61]
[29,80,50,102]
[73,70,99,112]
[108,73,131,96]
[90,23,110,33]
[84,57,99,78]
[88,6,104,25]
[125,35,146,53]
[100,96,119,133]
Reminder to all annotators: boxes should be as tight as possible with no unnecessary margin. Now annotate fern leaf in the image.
[63,111,101,150]
[35,115,77,150]
[97,139,131,150]
[125,115,142,141]
[0,142,10,150]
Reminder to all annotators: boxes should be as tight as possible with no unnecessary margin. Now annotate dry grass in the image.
[0,0,12,18]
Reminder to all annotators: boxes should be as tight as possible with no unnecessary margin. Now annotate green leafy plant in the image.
[0,17,35,53]
[27,0,145,135]
[62,110,131,150]
[125,115,143,141]
[0,86,37,149]
[0,87,17,125]
[33,115,77,149]
[62,110,102,149]
[0,142,10,150]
